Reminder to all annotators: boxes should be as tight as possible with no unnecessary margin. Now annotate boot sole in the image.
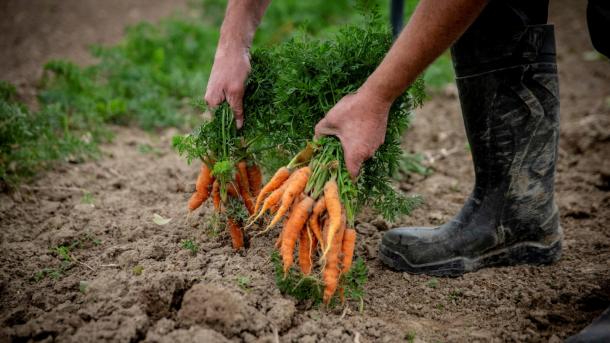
[379,238,562,277]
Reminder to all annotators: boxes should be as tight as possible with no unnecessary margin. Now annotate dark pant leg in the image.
[588,0,610,58]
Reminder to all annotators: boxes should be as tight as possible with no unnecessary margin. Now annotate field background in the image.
[1,0,609,342]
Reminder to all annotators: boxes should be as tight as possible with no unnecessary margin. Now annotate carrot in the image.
[187,164,213,211]
[308,197,326,249]
[280,196,314,274]
[236,172,255,215]
[253,167,290,214]
[188,192,206,211]
[322,216,345,305]
[249,183,287,224]
[247,163,263,197]
[227,182,239,198]
[321,180,341,258]
[341,228,356,273]
[196,164,213,198]
[268,166,311,228]
[298,227,313,275]
[212,180,221,211]
[227,218,244,250]
[236,161,251,196]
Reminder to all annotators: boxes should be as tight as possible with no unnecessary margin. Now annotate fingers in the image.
[225,84,245,129]
[342,141,365,180]
[204,86,225,108]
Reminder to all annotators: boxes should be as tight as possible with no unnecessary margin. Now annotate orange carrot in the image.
[322,217,346,305]
[308,197,326,249]
[212,180,221,211]
[187,164,213,211]
[227,218,244,250]
[250,183,287,224]
[196,164,213,198]
[341,228,356,273]
[188,192,206,211]
[268,166,311,228]
[253,167,290,214]
[236,172,255,215]
[321,180,341,258]
[227,182,239,198]
[280,196,314,274]
[247,163,263,197]
[236,161,251,196]
[298,227,313,275]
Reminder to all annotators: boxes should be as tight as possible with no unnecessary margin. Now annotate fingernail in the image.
[236,119,243,129]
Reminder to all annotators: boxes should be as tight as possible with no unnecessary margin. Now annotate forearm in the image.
[217,0,271,53]
[362,0,488,102]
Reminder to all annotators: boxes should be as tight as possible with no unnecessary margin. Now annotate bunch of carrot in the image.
[248,143,357,304]
[188,160,262,250]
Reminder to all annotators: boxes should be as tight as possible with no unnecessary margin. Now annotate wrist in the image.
[358,81,394,114]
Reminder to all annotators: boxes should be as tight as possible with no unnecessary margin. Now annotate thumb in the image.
[314,117,339,139]
[226,89,245,129]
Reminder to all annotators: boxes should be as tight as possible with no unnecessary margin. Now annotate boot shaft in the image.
[453,25,560,243]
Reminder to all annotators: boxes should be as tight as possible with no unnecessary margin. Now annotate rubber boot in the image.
[379,25,563,276]
[565,306,610,343]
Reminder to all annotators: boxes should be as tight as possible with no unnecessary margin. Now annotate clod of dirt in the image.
[264,298,296,332]
[140,273,193,320]
[177,283,267,338]
[145,326,230,343]
[70,305,149,343]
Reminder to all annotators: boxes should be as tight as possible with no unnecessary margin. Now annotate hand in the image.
[314,86,391,178]
[204,47,250,128]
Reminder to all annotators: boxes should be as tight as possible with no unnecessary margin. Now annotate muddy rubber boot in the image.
[565,306,610,343]
[379,24,563,277]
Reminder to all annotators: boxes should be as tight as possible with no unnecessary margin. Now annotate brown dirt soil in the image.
[1,0,609,342]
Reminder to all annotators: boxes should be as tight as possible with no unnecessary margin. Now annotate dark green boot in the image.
[379,25,563,277]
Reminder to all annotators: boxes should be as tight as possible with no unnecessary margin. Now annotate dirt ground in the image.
[1,0,609,342]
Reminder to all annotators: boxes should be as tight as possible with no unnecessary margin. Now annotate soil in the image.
[1,0,609,342]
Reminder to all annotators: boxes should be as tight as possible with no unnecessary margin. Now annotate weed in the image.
[80,191,94,204]
[137,143,163,156]
[435,303,445,311]
[427,277,439,289]
[236,275,251,290]
[405,331,417,343]
[181,239,199,254]
[395,152,432,177]
[54,246,72,262]
[448,289,463,302]
[133,265,144,276]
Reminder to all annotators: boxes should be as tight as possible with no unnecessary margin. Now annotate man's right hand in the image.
[204,46,250,129]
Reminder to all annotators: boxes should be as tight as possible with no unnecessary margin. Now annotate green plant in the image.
[181,239,199,254]
[271,251,367,307]
[395,152,432,177]
[133,265,144,276]
[236,275,252,290]
[80,191,94,204]
[405,331,417,343]
[426,277,439,289]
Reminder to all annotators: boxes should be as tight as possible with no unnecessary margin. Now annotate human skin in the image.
[205,0,488,177]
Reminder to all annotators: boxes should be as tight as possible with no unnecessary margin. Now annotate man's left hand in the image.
[314,87,391,179]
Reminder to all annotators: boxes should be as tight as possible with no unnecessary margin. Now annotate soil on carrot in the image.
[1,0,609,342]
